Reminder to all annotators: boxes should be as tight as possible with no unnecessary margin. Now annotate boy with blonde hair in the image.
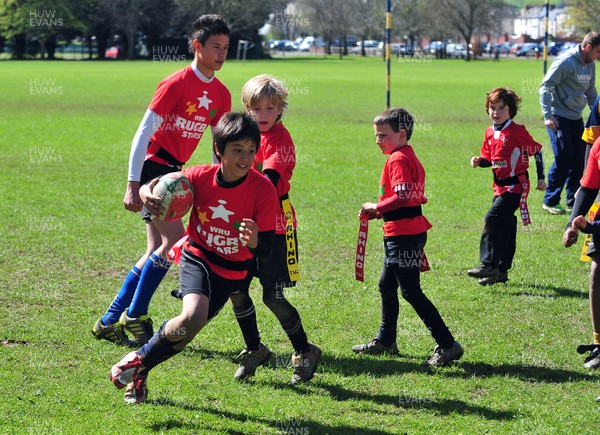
[229,74,321,385]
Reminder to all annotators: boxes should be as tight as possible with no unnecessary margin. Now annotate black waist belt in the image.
[494,171,528,187]
[186,238,254,271]
[382,205,423,222]
[153,143,185,167]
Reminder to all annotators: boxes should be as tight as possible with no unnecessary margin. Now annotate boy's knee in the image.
[230,291,252,310]
[263,289,284,309]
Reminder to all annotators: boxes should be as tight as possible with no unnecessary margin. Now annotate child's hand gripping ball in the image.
[152,172,194,221]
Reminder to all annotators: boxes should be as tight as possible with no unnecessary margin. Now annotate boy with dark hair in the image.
[110,112,280,404]
[353,107,463,367]
[468,87,545,285]
[92,14,231,346]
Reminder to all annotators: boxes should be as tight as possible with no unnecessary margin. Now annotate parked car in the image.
[269,40,298,51]
[558,41,577,55]
[425,40,445,54]
[351,40,381,54]
[298,36,313,51]
[516,43,541,57]
[446,43,467,59]
[548,42,564,55]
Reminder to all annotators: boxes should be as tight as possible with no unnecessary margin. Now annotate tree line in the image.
[0,0,594,60]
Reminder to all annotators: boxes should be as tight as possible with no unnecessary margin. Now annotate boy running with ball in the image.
[110,112,280,404]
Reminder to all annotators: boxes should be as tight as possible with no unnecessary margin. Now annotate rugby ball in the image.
[152,172,194,221]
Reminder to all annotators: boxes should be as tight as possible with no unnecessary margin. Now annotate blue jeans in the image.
[543,116,586,207]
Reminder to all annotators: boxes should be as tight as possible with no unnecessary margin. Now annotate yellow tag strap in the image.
[281,198,300,281]
[580,202,600,262]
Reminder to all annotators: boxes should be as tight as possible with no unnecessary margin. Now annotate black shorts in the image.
[256,232,299,288]
[139,160,181,222]
[586,213,600,258]
[587,233,600,258]
[179,248,254,322]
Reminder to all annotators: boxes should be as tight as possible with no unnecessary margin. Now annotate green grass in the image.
[0,56,597,434]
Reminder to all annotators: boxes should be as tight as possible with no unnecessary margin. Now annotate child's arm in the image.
[139,177,164,217]
[573,215,600,234]
[534,151,546,190]
[263,169,281,187]
[471,156,491,168]
[563,186,600,246]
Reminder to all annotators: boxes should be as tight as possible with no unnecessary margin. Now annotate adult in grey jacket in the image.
[540,32,600,215]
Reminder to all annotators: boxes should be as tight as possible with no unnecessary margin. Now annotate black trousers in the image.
[377,233,454,349]
[479,192,520,272]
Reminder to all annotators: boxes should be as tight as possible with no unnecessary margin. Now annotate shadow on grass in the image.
[454,360,592,383]
[180,347,591,384]
[315,382,516,421]
[498,281,587,299]
[146,397,391,434]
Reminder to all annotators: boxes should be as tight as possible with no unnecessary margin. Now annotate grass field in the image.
[0,55,598,434]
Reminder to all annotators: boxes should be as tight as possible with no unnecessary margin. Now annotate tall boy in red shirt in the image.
[92,15,231,346]
[353,108,463,367]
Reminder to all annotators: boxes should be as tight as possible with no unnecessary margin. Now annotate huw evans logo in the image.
[29,78,63,95]
[30,10,63,29]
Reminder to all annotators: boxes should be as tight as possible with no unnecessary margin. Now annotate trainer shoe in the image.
[119,310,154,345]
[110,351,145,389]
[542,203,566,215]
[584,346,600,369]
[467,264,499,279]
[124,375,148,404]
[422,341,464,367]
[352,338,399,355]
[478,271,508,286]
[291,343,322,385]
[233,342,272,380]
[92,318,136,347]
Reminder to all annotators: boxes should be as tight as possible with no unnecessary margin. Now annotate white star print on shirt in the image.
[209,199,234,222]
[197,91,212,110]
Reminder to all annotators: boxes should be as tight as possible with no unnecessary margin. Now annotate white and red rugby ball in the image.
[152,172,194,221]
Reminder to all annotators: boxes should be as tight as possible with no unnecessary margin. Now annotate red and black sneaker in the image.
[110,351,144,389]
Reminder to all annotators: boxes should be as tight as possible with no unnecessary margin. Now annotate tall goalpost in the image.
[386,0,392,109]
[542,0,550,75]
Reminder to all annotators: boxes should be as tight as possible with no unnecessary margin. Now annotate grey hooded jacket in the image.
[539,45,597,121]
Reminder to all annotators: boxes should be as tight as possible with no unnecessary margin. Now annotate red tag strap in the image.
[168,234,188,265]
[355,213,369,281]
[420,250,430,272]
[518,174,531,226]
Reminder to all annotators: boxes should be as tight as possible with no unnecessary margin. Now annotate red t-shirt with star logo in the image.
[380,145,432,236]
[182,164,279,279]
[480,120,542,195]
[147,66,231,165]
[254,122,296,234]
[581,136,600,189]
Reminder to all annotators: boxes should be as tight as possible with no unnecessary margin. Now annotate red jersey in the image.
[147,66,231,165]
[182,165,279,279]
[254,122,297,234]
[480,120,542,195]
[380,145,432,236]
[581,136,600,189]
